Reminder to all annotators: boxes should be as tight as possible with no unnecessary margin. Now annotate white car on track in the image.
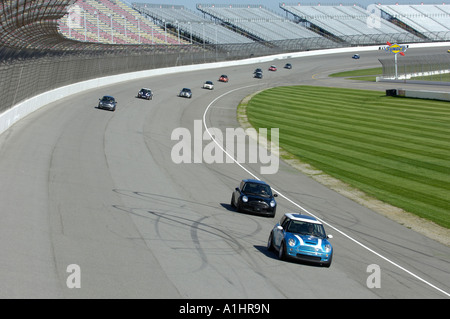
[203,81,214,90]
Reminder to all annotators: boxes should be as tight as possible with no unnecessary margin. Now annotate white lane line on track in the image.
[202,85,450,298]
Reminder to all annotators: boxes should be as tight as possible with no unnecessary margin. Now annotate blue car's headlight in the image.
[242,196,248,203]
[269,200,276,207]
[288,238,296,247]
[324,244,332,253]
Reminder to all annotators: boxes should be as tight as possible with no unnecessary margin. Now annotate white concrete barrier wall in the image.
[0,42,448,136]
[397,89,450,101]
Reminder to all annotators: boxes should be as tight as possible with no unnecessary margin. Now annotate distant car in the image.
[268,65,277,71]
[179,88,192,98]
[254,68,263,74]
[231,179,277,217]
[98,95,116,111]
[447,49,450,53]
[137,88,153,100]
[284,63,292,69]
[267,213,333,267]
[254,71,263,79]
[352,54,360,59]
[219,75,229,82]
[203,81,214,90]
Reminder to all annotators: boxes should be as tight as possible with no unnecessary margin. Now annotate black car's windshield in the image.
[101,96,114,102]
[242,182,272,197]
[286,220,326,238]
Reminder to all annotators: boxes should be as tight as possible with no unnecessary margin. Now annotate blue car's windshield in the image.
[287,221,326,238]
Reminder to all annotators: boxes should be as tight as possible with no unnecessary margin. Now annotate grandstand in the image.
[132,3,255,45]
[376,4,450,41]
[280,3,422,45]
[58,0,185,44]
[196,3,322,42]
[55,2,450,46]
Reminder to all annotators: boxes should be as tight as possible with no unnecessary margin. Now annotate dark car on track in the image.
[284,63,292,69]
[179,88,192,98]
[137,88,153,100]
[98,95,117,111]
[254,71,263,79]
[231,179,277,217]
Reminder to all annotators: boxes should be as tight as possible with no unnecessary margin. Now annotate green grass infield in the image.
[244,85,450,229]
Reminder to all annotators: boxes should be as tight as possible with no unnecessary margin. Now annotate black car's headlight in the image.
[242,195,248,203]
[269,200,276,207]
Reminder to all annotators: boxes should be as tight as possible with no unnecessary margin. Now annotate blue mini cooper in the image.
[267,213,333,267]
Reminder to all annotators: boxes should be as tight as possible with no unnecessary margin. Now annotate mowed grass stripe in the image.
[249,90,450,181]
[250,107,450,154]
[249,109,450,165]
[250,89,450,153]
[253,93,450,138]
[251,98,450,146]
[251,117,450,187]
[245,86,450,229]
[252,117,450,193]
[278,136,450,201]
[257,86,450,117]
[258,97,450,135]
[250,89,450,170]
[279,145,450,223]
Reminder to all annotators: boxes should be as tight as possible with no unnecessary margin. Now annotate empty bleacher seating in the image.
[132,3,255,44]
[280,4,422,44]
[376,4,450,40]
[196,4,321,41]
[58,0,184,44]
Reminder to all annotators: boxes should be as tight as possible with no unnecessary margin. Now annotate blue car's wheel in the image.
[278,241,286,260]
[267,233,275,252]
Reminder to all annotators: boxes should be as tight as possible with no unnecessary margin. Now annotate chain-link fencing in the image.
[378,53,450,81]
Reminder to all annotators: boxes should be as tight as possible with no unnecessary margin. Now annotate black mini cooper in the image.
[231,179,277,217]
